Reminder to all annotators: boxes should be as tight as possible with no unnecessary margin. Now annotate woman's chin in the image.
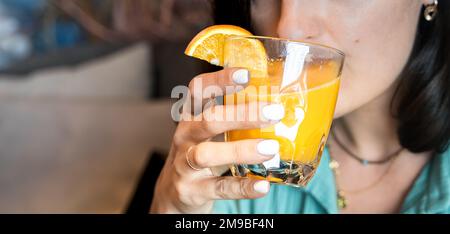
[333,99,362,119]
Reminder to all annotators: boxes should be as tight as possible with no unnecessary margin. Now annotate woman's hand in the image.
[150,68,284,214]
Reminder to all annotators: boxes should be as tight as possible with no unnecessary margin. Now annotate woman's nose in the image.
[277,0,323,41]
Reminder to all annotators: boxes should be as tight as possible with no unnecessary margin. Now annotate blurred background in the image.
[0,0,213,213]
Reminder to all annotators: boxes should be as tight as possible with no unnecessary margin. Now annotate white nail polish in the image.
[253,180,270,194]
[232,69,249,85]
[262,104,285,121]
[257,140,280,156]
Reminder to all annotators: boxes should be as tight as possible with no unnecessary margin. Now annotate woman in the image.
[151,0,450,213]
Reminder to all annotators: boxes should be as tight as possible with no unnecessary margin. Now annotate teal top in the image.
[212,147,450,214]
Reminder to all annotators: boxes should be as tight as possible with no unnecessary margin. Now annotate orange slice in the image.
[185,25,268,77]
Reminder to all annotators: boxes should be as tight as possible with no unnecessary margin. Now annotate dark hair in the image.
[212,0,450,154]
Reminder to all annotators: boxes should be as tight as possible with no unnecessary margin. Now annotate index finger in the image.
[189,68,249,101]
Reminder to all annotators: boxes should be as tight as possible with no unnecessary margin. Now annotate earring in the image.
[424,0,438,21]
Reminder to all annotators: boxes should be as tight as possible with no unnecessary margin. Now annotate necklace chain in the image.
[328,127,404,209]
[331,127,403,166]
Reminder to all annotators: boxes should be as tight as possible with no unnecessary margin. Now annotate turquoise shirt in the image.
[213,147,450,214]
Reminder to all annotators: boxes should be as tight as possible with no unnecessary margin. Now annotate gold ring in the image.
[185,145,202,171]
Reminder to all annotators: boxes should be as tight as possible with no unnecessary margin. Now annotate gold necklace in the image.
[327,136,403,209]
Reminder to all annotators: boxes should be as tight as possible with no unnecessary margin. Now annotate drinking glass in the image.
[223,36,345,187]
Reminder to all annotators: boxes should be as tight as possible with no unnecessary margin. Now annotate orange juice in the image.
[224,61,340,186]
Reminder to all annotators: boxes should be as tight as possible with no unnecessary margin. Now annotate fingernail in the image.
[262,104,285,121]
[232,69,249,85]
[253,180,270,194]
[257,140,280,156]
